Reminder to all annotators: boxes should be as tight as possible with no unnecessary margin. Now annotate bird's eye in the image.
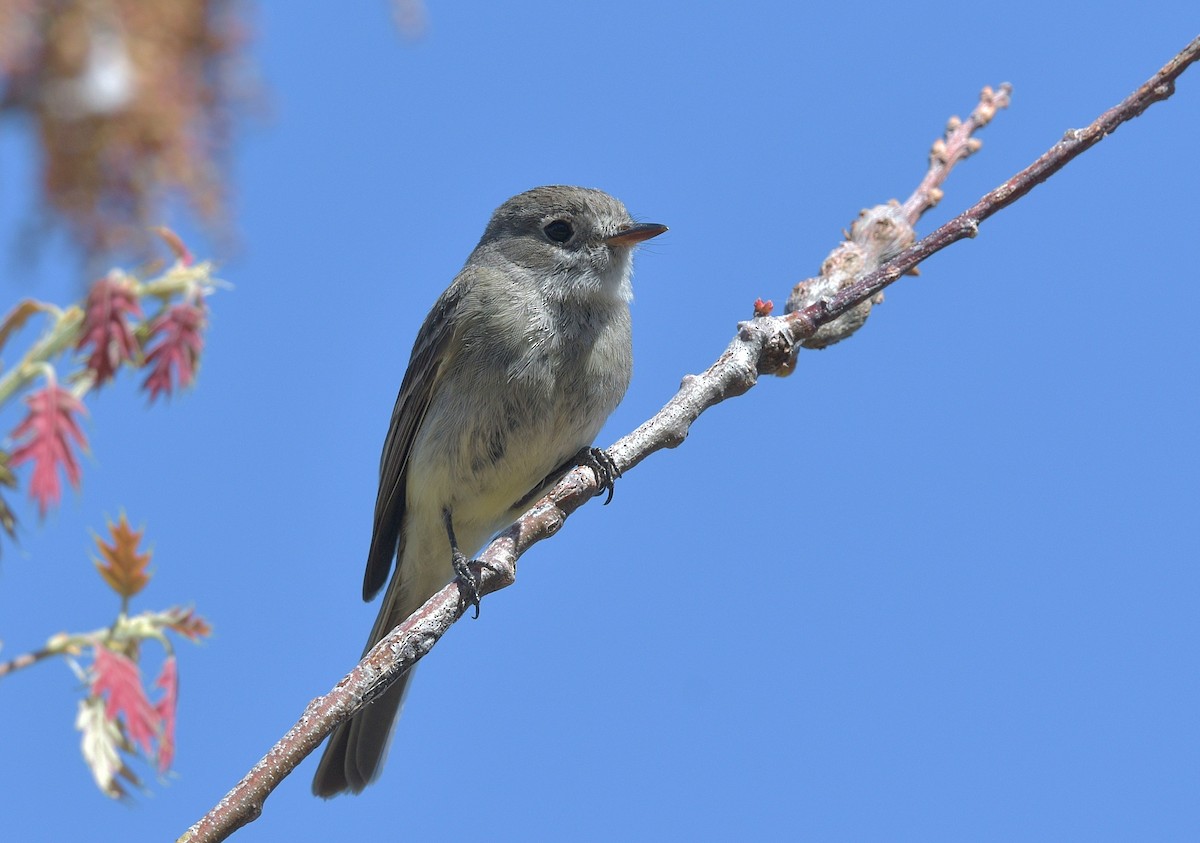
[543,220,574,243]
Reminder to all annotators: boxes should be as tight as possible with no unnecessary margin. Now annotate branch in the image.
[0,643,61,678]
[902,84,1013,221]
[787,34,1200,351]
[780,82,1012,352]
[0,606,209,680]
[178,34,1200,843]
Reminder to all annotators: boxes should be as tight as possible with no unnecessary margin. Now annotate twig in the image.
[793,35,1200,347]
[0,644,59,678]
[0,607,198,680]
[902,84,1013,222]
[178,34,1200,843]
[782,83,1011,351]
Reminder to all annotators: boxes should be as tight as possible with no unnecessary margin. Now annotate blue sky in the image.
[2,3,1198,841]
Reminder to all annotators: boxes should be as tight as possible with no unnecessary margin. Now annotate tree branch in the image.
[789,34,1200,350]
[178,33,1200,843]
[0,643,59,678]
[902,83,1013,222]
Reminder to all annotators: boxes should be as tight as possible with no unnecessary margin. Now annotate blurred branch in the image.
[0,305,85,404]
[0,605,206,680]
[178,34,1200,843]
[0,641,59,677]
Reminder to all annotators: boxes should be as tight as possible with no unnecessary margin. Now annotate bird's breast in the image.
[405,301,631,556]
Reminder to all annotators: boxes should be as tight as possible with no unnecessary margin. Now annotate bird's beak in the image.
[606,222,668,247]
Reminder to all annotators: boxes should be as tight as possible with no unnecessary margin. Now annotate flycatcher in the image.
[312,185,666,797]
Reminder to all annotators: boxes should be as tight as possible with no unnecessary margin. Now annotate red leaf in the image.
[9,384,88,516]
[76,275,143,387]
[142,300,207,402]
[153,656,178,772]
[91,646,158,758]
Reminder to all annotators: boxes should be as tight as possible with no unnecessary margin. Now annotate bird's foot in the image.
[451,549,482,619]
[577,446,622,505]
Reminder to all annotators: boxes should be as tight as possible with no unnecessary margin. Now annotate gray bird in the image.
[312,185,666,797]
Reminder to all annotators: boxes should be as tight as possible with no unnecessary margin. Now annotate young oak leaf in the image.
[0,299,56,357]
[142,299,207,402]
[76,274,143,387]
[94,514,153,599]
[153,656,178,772]
[152,226,195,267]
[91,645,158,759]
[9,384,88,516]
[76,695,141,800]
[164,606,213,642]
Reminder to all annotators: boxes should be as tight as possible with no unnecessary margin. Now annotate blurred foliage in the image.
[0,0,250,262]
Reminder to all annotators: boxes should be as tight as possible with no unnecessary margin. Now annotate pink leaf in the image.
[142,300,207,402]
[153,656,178,772]
[76,275,143,387]
[9,384,88,516]
[91,645,159,758]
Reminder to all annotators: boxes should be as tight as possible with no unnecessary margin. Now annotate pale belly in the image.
[397,299,631,589]
[403,370,620,575]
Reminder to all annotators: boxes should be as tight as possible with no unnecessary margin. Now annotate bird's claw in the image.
[451,550,481,619]
[579,446,622,505]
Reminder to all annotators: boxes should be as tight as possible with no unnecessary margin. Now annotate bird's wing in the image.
[361,281,464,601]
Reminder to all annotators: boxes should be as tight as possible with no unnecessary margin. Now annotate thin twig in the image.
[902,84,1013,222]
[797,35,1200,342]
[0,645,59,678]
[179,34,1200,843]
[0,607,196,679]
[782,82,1011,351]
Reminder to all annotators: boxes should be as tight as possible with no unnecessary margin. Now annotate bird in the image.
[312,185,666,797]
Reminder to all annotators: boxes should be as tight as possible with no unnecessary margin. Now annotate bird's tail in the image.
[311,576,424,798]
